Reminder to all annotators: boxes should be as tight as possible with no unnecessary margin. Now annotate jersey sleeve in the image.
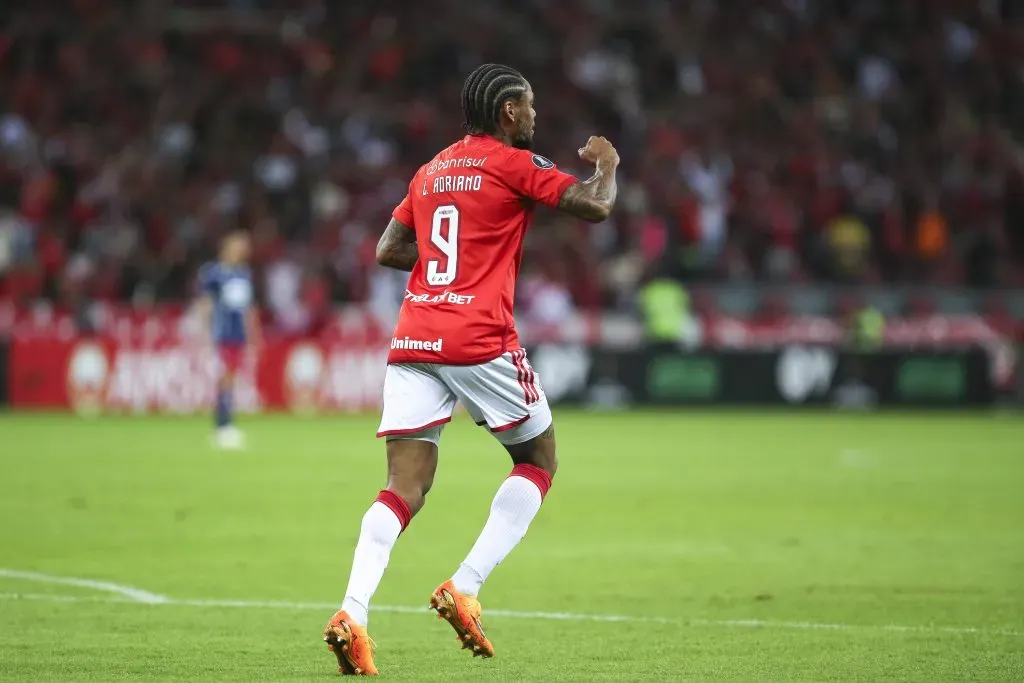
[392,189,415,227]
[502,150,579,208]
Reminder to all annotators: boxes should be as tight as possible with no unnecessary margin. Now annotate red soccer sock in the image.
[374,489,413,531]
[509,463,553,499]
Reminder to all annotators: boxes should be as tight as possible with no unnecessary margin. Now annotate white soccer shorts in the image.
[376,350,552,446]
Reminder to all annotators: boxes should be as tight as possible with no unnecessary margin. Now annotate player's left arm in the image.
[376,217,419,272]
[504,148,616,222]
[557,136,619,222]
[557,161,618,223]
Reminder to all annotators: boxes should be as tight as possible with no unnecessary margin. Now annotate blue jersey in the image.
[199,262,253,345]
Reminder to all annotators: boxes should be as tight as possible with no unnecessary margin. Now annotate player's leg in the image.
[325,363,454,675]
[448,419,555,598]
[326,436,439,676]
[213,346,242,449]
[429,352,555,657]
[340,437,439,624]
[215,368,233,429]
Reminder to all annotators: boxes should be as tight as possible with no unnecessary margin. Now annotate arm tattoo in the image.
[558,163,618,222]
[375,218,418,272]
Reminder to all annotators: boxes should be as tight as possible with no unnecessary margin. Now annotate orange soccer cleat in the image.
[429,580,495,658]
[323,610,378,676]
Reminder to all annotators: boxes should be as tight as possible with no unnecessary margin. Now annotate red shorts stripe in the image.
[376,416,451,438]
[512,350,527,403]
[511,350,538,405]
[522,356,539,403]
[490,415,530,433]
[516,352,532,405]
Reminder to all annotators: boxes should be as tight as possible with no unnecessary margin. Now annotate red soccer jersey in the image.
[387,134,577,365]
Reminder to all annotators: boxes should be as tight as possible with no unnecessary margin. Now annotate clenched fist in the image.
[577,136,620,168]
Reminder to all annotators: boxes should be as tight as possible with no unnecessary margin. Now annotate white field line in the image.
[0,575,1021,639]
[4,591,1021,637]
[4,590,1019,637]
[0,591,668,623]
[0,569,169,604]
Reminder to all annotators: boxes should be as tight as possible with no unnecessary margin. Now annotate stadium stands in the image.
[0,0,1022,329]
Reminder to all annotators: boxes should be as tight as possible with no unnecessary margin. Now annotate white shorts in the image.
[377,350,552,446]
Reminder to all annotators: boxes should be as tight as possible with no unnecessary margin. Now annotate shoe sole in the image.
[429,591,494,658]
[323,622,371,676]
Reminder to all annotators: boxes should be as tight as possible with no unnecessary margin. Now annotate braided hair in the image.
[461,64,528,135]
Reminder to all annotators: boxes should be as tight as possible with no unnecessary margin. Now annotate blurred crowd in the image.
[0,0,1022,333]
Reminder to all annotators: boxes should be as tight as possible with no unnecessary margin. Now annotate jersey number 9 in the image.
[426,204,459,286]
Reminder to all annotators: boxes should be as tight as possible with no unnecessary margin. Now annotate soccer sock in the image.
[340,490,412,626]
[451,464,552,597]
[215,389,231,428]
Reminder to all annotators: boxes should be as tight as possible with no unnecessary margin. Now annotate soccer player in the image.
[196,231,261,450]
[323,64,619,676]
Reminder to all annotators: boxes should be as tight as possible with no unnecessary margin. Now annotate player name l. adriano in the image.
[426,174,483,195]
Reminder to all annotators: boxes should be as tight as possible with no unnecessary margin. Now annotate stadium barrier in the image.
[4,336,995,414]
[8,338,386,414]
[529,345,996,409]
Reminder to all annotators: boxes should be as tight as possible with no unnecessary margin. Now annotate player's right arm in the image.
[376,190,419,272]
[376,217,418,272]
[557,136,620,223]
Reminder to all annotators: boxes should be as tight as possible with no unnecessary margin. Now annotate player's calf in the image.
[434,422,556,657]
[212,358,245,449]
[506,422,557,478]
[447,455,554,599]
[383,438,439,516]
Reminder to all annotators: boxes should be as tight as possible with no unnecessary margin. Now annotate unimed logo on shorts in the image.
[390,336,443,352]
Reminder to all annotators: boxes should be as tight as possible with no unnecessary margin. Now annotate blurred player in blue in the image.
[196,231,261,450]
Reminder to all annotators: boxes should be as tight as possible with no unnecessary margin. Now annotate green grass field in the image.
[0,411,1022,682]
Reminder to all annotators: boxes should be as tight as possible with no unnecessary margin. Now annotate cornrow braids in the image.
[461,63,528,134]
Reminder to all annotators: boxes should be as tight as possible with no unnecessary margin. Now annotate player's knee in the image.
[506,427,557,479]
[530,421,557,478]
[385,438,439,517]
[386,468,436,516]
[404,477,434,508]
[534,451,557,479]
[389,482,430,516]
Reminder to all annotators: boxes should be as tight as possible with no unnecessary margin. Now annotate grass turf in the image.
[0,411,1022,681]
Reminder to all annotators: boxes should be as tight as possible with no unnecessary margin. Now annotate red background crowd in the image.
[1,0,1022,336]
